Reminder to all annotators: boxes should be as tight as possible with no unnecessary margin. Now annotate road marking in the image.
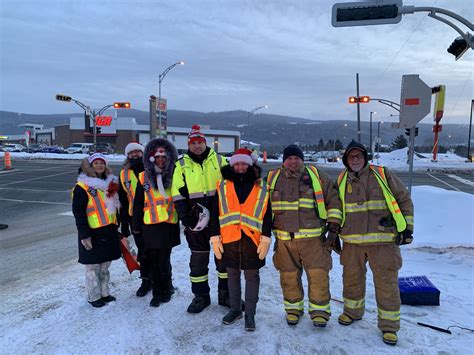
[58,211,74,216]
[0,187,71,193]
[0,170,77,187]
[446,174,474,187]
[426,173,461,192]
[0,169,18,174]
[0,198,70,205]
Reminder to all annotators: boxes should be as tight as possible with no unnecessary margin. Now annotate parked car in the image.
[2,143,26,152]
[93,143,114,155]
[42,145,67,154]
[27,143,48,153]
[66,143,93,154]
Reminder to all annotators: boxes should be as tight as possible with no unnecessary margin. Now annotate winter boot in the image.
[286,313,300,326]
[89,299,106,308]
[382,332,398,346]
[136,279,151,297]
[338,313,361,326]
[312,316,328,328]
[245,314,256,331]
[149,297,160,308]
[159,290,172,303]
[187,294,211,313]
[101,295,116,303]
[218,289,230,308]
[222,310,243,325]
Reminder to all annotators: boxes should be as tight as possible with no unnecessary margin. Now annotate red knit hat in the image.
[229,148,253,167]
[188,124,206,144]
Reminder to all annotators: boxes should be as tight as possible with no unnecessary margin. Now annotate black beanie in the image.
[283,144,304,162]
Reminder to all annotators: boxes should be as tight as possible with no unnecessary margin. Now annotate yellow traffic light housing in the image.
[114,102,131,109]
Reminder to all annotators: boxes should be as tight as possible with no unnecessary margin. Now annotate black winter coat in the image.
[72,185,121,265]
[132,182,181,250]
[210,164,272,270]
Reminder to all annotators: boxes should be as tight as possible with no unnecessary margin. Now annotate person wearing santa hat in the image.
[171,124,229,313]
[209,148,272,331]
[132,138,181,307]
[72,153,121,307]
[118,141,153,297]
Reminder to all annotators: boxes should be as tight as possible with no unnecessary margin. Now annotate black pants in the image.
[227,267,260,316]
[147,248,172,297]
[133,232,151,280]
[185,228,228,295]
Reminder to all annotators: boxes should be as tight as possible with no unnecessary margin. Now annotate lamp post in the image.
[369,111,376,159]
[246,105,268,139]
[467,99,473,162]
[155,61,184,138]
[375,121,384,162]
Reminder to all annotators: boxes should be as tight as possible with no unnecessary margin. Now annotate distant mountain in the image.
[0,109,470,148]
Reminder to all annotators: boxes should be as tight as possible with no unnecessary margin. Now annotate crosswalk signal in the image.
[55,94,72,102]
[114,102,131,109]
[405,127,419,136]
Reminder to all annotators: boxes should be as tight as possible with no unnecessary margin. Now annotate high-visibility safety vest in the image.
[337,165,407,233]
[267,165,327,220]
[139,172,178,225]
[76,182,117,229]
[171,149,227,201]
[217,179,269,246]
[120,168,139,216]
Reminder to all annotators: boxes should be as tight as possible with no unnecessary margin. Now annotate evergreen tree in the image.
[392,135,408,149]
[317,138,324,151]
[335,139,343,150]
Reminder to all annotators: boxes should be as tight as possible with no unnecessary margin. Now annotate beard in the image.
[129,157,144,170]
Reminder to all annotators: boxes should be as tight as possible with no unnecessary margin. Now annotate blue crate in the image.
[398,275,440,306]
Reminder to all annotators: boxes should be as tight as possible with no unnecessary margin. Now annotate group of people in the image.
[72,124,414,345]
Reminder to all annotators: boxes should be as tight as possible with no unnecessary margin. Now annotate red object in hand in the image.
[107,181,119,198]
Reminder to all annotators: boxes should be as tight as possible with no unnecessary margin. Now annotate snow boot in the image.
[222,310,243,325]
[89,299,106,308]
[101,295,116,303]
[149,297,160,308]
[338,313,361,326]
[382,332,398,346]
[245,314,256,331]
[218,289,230,308]
[159,290,172,303]
[312,316,328,328]
[136,279,151,297]
[187,294,211,313]
[286,313,300,326]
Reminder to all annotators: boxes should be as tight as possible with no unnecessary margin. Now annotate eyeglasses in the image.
[348,154,364,161]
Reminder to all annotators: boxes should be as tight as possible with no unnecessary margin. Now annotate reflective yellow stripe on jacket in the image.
[76,182,117,228]
[139,172,178,225]
[120,168,138,216]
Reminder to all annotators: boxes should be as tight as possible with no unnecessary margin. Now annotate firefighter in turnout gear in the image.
[337,141,414,346]
[267,145,342,328]
[118,142,153,297]
[171,125,229,313]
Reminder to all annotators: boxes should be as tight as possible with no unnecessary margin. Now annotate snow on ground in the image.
[1,190,473,354]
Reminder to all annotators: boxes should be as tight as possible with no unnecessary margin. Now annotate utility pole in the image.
[356,73,361,142]
[468,99,473,162]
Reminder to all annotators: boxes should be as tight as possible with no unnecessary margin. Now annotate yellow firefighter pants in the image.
[340,243,402,332]
[273,237,332,320]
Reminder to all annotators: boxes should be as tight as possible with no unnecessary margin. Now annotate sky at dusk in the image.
[1,0,472,124]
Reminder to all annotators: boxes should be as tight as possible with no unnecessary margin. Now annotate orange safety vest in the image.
[217,179,269,246]
[76,182,117,228]
[139,172,178,225]
[120,168,139,216]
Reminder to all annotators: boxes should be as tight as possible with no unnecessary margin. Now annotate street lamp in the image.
[246,105,268,138]
[369,111,376,158]
[375,121,384,162]
[155,61,184,138]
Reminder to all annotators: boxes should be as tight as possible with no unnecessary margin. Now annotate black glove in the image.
[396,230,413,245]
[120,223,131,238]
[323,223,342,254]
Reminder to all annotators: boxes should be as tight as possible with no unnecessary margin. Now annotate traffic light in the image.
[55,94,72,102]
[96,127,102,134]
[348,96,370,103]
[447,37,469,61]
[332,1,402,27]
[405,127,419,136]
[113,102,131,109]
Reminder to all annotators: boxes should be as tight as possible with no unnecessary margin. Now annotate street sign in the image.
[96,116,113,126]
[332,0,402,27]
[156,98,168,137]
[397,74,432,128]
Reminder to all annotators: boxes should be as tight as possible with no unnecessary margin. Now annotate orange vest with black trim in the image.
[139,172,178,225]
[216,179,269,246]
[76,182,117,228]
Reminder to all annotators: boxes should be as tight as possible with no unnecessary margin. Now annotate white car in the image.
[2,143,26,152]
[66,143,93,154]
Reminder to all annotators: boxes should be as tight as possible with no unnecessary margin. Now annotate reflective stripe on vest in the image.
[139,172,178,225]
[268,167,327,219]
[120,168,138,216]
[76,182,117,228]
[217,179,269,247]
[337,166,407,233]
[273,228,324,240]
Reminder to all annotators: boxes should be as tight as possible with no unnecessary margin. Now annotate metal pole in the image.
[377,121,381,162]
[468,99,473,162]
[157,76,162,138]
[369,112,373,160]
[356,73,361,142]
[407,127,416,194]
[92,110,97,153]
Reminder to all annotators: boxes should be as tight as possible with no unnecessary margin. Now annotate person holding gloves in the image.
[210,148,272,331]
[132,138,181,307]
[72,153,121,308]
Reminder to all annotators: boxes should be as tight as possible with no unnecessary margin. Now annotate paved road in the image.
[0,159,473,285]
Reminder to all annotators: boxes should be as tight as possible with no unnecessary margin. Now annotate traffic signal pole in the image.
[407,127,416,194]
[356,73,361,142]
